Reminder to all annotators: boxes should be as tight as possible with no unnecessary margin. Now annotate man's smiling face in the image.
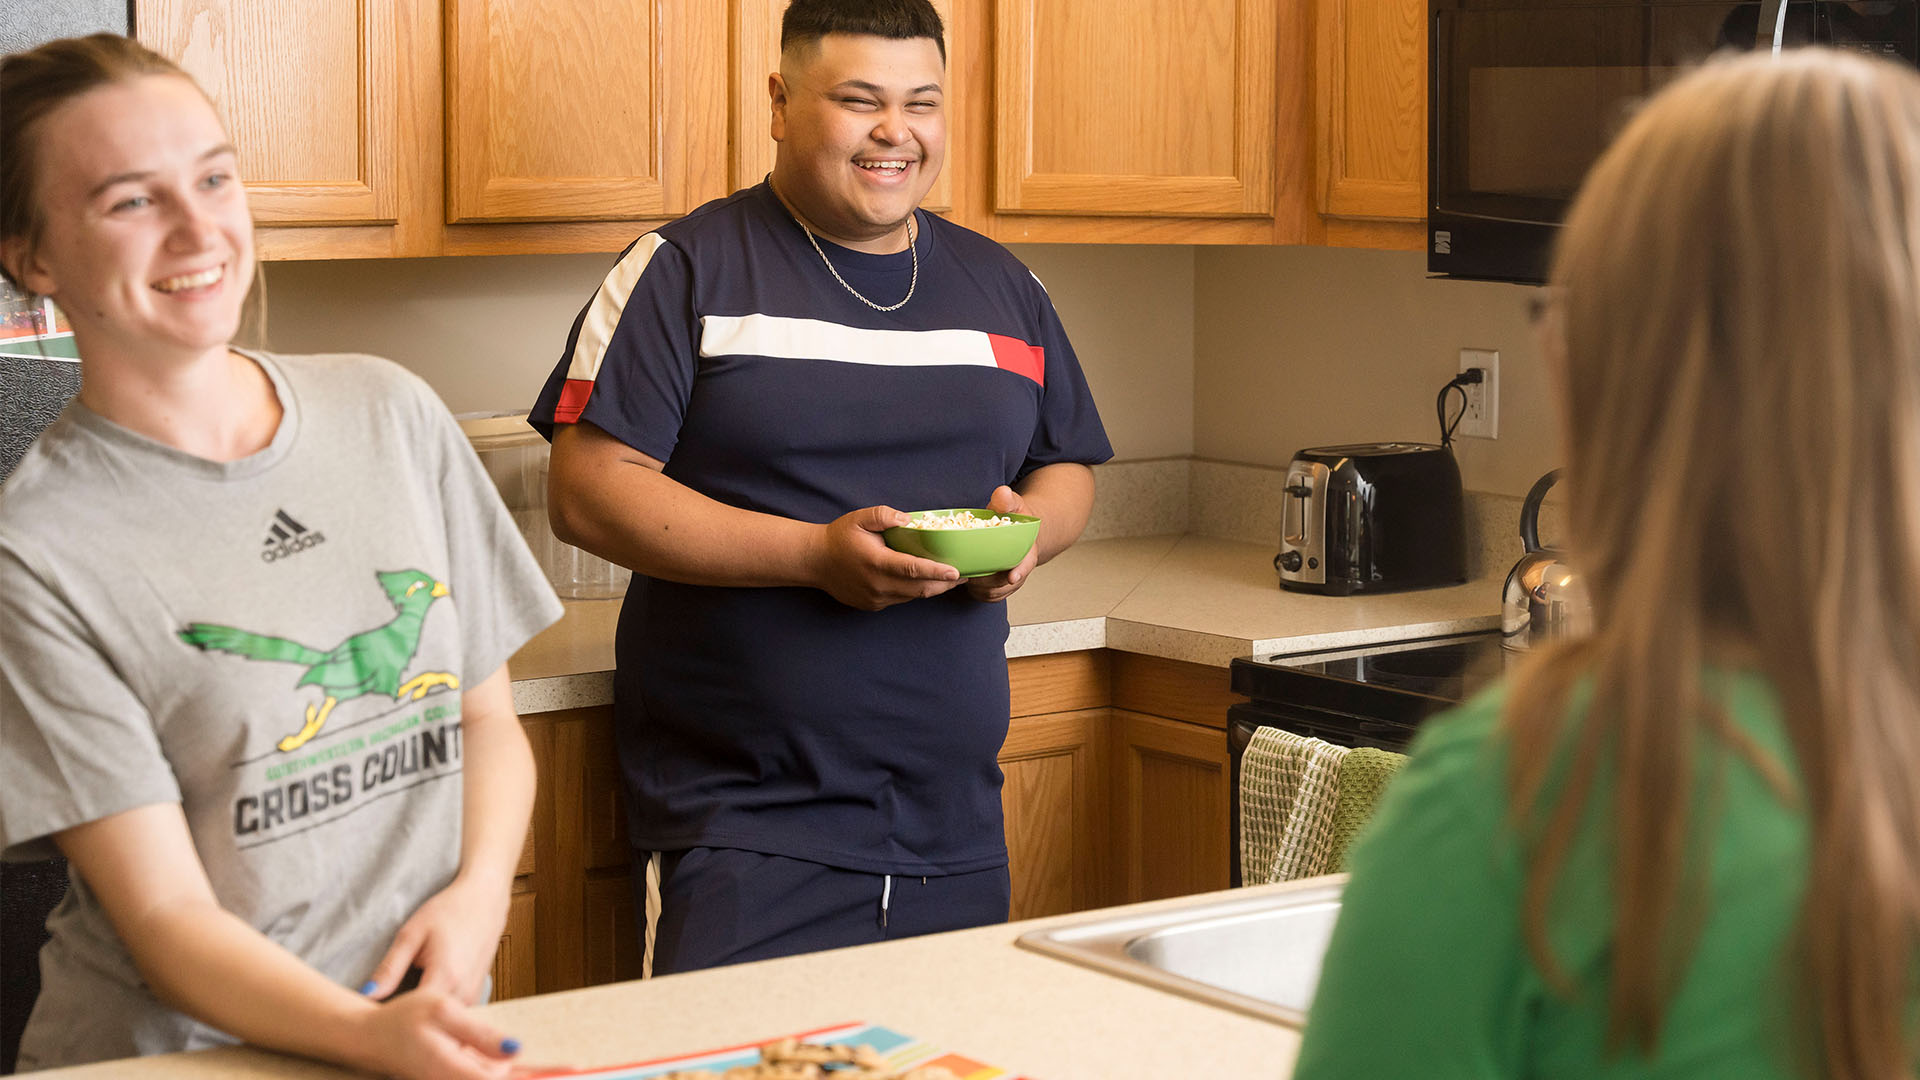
[769,32,946,253]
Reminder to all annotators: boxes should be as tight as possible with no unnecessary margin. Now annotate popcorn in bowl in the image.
[882,508,1041,577]
[906,510,1021,530]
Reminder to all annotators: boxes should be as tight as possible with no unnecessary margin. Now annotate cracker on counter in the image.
[652,1039,960,1080]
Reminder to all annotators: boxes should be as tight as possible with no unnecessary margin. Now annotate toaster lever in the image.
[1284,483,1313,498]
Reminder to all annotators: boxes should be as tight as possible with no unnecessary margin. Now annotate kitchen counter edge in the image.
[508,534,1504,716]
[31,878,1337,1080]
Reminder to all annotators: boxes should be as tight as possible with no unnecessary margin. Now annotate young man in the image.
[528,0,1111,974]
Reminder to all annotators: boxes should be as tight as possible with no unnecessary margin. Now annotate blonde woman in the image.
[1294,50,1920,1079]
[0,35,561,1076]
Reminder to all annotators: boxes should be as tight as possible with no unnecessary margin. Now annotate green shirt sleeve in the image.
[1291,689,1540,1079]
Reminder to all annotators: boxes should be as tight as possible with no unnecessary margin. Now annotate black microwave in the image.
[1429,0,1920,284]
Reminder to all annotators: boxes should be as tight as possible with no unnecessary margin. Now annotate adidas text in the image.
[261,532,327,563]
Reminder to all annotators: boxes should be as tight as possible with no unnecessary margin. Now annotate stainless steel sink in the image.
[1014,880,1345,1028]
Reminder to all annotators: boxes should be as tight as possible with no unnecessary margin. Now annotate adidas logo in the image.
[260,509,327,563]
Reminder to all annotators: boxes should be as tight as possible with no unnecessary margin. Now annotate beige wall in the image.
[1007,244,1194,461]
[262,254,616,417]
[1193,245,1561,498]
[261,245,1196,462]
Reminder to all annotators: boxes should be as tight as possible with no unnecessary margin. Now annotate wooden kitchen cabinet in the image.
[1111,710,1231,904]
[970,0,1290,244]
[1001,651,1113,921]
[1110,652,1247,730]
[443,0,726,225]
[582,874,644,987]
[991,0,1274,220]
[1108,653,1234,904]
[136,0,1427,257]
[491,711,549,1001]
[1002,651,1235,915]
[1000,708,1108,920]
[135,0,429,259]
[489,887,539,1001]
[1308,0,1429,251]
[136,0,727,259]
[970,0,1422,246]
[579,707,644,985]
[494,704,637,1001]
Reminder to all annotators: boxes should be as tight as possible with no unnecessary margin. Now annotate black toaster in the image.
[1276,442,1468,595]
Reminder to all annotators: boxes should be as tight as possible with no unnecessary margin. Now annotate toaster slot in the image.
[1279,462,1328,585]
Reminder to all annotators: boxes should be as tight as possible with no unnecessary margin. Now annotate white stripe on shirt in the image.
[567,233,671,383]
[699,313,1004,370]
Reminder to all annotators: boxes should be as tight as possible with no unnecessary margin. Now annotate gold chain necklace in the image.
[799,215,918,312]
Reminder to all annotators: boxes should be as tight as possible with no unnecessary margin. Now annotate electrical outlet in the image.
[1456,349,1500,439]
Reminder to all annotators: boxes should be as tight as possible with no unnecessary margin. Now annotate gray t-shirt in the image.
[0,351,563,1067]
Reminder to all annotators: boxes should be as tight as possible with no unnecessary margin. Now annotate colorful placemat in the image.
[523,1020,1030,1080]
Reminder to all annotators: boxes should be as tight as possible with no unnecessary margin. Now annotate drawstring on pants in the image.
[642,851,663,979]
[879,874,893,928]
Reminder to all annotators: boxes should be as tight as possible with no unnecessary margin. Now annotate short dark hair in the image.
[780,0,946,65]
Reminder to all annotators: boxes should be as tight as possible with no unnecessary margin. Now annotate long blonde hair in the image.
[1511,49,1920,1076]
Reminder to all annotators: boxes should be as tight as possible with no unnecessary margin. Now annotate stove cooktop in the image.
[1229,631,1509,730]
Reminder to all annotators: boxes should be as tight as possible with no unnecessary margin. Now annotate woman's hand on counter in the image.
[52,802,525,1079]
[355,989,523,1080]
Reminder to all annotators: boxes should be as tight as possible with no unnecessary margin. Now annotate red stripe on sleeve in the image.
[987,334,1045,387]
[554,378,594,423]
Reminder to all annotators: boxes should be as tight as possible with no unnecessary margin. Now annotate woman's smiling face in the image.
[10,73,253,363]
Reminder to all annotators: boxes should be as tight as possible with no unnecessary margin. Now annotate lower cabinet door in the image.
[999,707,1110,921]
[490,887,538,1001]
[584,873,645,986]
[1112,710,1231,904]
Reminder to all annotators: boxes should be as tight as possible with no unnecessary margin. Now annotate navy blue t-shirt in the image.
[530,183,1112,875]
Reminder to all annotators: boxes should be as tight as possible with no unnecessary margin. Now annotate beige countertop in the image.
[508,535,1504,713]
[37,881,1323,1080]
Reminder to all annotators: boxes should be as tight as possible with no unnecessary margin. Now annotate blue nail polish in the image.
[501,1037,522,1055]
[359,980,378,995]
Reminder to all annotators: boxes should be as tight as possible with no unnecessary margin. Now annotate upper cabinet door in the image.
[1317,0,1426,221]
[136,0,400,228]
[992,0,1276,218]
[731,0,955,213]
[444,0,726,223]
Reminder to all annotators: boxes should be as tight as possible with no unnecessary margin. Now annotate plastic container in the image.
[457,412,630,600]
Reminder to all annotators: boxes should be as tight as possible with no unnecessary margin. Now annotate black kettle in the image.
[1501,470,1592,652]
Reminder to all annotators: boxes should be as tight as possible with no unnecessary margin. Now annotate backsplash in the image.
[1080,458,1189,541]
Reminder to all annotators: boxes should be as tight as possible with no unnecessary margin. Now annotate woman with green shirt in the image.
[1294,50,1920,1080]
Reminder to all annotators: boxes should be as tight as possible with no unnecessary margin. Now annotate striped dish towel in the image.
[1326,746,1408,871]
[1239,727,1310,886]
[1240,729,1353,884]
[1273,737,1350,881]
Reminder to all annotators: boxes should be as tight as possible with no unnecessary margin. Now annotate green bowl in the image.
[883,508,1041,578]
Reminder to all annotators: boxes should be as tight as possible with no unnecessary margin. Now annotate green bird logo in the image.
[178,569,460,753]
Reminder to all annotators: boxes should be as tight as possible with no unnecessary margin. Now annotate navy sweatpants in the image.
[638,846,1011,976]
